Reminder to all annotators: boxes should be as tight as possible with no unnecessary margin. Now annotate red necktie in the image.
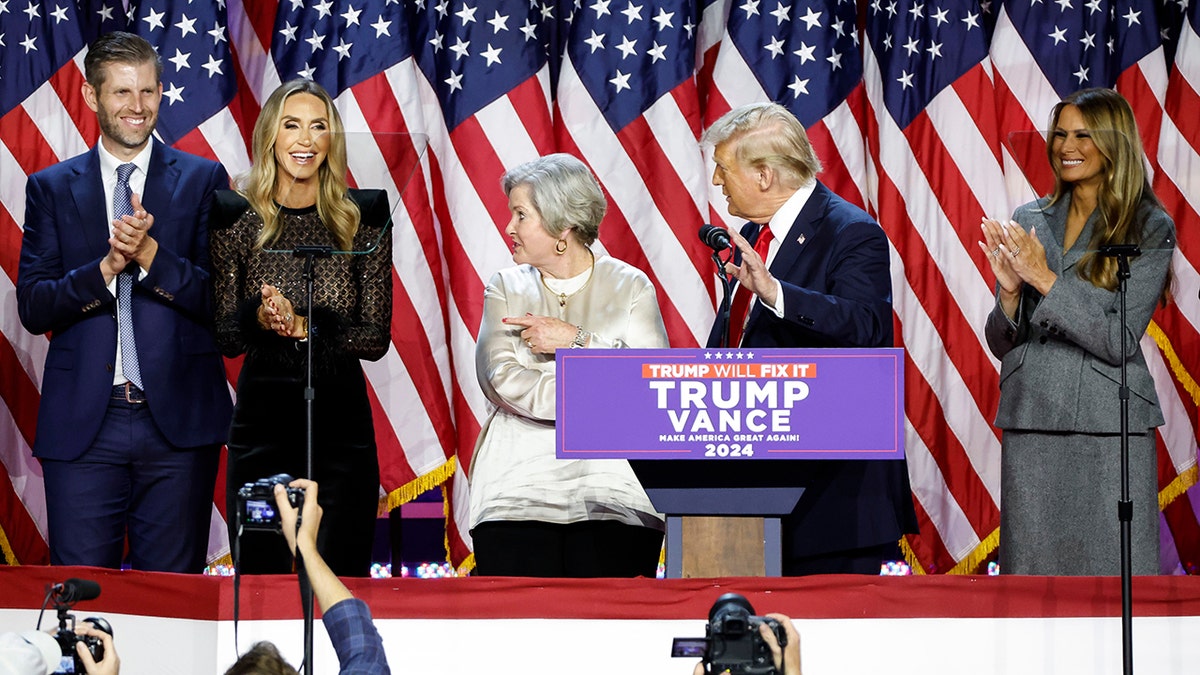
[727,224,774,347]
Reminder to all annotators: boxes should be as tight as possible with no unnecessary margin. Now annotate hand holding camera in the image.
[676,593,802,675]
[236,473,305,532]
[71,621,118,675]
[38,579,117,675]
[273,477,322,558]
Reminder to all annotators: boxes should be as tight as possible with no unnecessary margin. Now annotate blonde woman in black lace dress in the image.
[209,80,391,576]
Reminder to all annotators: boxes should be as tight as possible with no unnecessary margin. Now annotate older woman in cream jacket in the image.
[470,153,668,577]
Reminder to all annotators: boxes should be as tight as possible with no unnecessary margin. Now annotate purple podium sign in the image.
[556,348,904,460]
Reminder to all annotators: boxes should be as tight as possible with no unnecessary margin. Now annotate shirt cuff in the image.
[759,278,785,318]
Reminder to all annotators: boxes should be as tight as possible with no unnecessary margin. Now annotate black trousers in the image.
[471,520,664,578]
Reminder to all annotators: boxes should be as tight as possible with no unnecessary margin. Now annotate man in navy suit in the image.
[16,32,232,572]
[702,103,917,575]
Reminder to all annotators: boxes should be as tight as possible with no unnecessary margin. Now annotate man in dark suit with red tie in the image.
[702,102,917,575]
[16,32,232,572]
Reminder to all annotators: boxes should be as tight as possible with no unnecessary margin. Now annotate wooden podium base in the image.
[640,485,800,578]
[680,516,766,577]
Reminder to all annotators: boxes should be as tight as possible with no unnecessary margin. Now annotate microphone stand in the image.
[713,251,734,348]
[293,244,331,674]
[1099,243,1140,675]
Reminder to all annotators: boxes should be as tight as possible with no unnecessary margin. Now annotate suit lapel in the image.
[743,184,826,334]
[69,148,111,256]
[769,183,826,279]
[141,141,180,231]
[1036,196,1075,273]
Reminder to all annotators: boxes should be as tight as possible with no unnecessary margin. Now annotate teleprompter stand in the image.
[293,243,332,675]
[1099,243,1140,675]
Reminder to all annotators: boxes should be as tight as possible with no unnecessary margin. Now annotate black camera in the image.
[672,593,787,675]
[237,473,304,531]
[53,616,112,674]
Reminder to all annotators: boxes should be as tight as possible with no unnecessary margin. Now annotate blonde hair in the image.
[701,102,821,189]
[239,80,359,250]
[1046,88,1161,291]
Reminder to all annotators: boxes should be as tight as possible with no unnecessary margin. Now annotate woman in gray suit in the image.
[980,88,1175,575]
[470,153,668,577]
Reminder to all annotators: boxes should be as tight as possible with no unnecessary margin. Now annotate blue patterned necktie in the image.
[114,163,142,390]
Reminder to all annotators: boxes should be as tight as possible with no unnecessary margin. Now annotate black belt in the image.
[111,382,147,404]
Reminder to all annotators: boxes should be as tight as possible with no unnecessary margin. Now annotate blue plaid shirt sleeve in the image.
[323,598,390,675]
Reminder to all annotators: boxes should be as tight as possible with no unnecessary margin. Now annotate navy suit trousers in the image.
[41,391,219,572]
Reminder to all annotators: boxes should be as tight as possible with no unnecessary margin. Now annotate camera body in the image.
[237,473,304,531]
[54,616,111,674]
[673,593,786,675]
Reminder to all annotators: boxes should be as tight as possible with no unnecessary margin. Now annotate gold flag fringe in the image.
[1160,465,1199,512]
[899,535,925,574]
[1147,321,1200,407]
[1145,321,1199,511]
[948,527,1000,574]
[382,457,457,515]
[440,470,476,575]
[0,524,17,565]
[901,527,999,576]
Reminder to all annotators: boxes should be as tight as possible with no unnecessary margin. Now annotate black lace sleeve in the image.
[209,191,257,358]
[332,189,392,361]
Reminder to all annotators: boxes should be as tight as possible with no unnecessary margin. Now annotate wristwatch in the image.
[570,326,589,349]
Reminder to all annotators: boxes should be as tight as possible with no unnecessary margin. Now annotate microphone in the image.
[53,578,101,604]
[699,224,732,251]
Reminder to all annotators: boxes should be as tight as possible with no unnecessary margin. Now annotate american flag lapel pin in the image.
[796,233,806,246]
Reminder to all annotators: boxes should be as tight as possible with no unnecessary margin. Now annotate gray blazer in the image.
[984,193,1175,433]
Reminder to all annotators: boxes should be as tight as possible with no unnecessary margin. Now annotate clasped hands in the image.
[101,192,157,281]
[258,283,307,339]
[503,313,576,354]
[979,218,1057,317]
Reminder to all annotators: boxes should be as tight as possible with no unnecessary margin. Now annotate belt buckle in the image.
[123,381,146,404]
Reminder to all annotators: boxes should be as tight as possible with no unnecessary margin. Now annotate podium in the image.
[629,460,803,577]
[557,348,905,579]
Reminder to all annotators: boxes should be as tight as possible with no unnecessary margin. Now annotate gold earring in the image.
[555,239,568,254]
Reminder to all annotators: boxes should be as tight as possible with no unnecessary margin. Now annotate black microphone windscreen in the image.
[698,224,731,251]
[59,578,101,603]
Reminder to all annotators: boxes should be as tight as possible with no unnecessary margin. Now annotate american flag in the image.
[699,0,870,214]
[557,0,713,346]
[863,0,1008,572]
[990,0,1200,572]
[2,0,1197,574]
[1152,0,1200,569]
[0,1,131,566]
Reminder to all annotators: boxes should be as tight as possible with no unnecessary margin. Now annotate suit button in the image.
[1039,320,1049,327]
[1039,336,1048,344]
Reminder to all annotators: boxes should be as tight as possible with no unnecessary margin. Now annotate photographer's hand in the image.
[761,614,801,675]
[273,479,353,612]
[74,624,118,675]
[275,478,321,558]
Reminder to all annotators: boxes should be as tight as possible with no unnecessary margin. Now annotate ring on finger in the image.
[1011,247,1021,256]
[526,340,533,348]
[991,247,1000,258]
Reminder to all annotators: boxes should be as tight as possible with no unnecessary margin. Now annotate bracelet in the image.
[570,325,589,349]
[298,316,309,342]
